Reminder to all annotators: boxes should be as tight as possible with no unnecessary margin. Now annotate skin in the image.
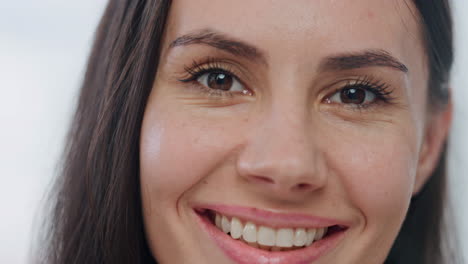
[139,0,452,263]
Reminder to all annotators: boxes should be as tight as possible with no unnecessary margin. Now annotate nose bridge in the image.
[237,96,326,199]
[264,101,311,163]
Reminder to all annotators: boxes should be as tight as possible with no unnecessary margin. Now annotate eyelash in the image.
[178,58,243,98]
[328,75,395,108]
[178,58,395,107]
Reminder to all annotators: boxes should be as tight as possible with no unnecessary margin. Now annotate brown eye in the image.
[329,86,377,105]
[341,88,366,104]
[197,71,245,93]
[207,72,233,91]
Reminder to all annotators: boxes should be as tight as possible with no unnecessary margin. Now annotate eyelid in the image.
[326,76,393,95]
[177,57,255,99]
[321,75,396,108]
[177,57,247,83]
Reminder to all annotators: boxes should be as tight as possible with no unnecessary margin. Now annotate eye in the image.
[325,75,395,108]
[329,86,377,105]
[197,71,245,93]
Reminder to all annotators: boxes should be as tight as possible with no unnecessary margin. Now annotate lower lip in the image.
[195,211,346,264]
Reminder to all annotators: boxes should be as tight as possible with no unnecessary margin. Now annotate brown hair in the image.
[40,0,461,263]
[386,1,461,263]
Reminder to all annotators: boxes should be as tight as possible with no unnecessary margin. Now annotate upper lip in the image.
[194,203,350,229]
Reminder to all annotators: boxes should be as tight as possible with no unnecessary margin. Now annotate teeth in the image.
[314,227,326,241]
[306,228,317,246]
[213,213,330,251]
[258,226,276,246]
[230,217,243,239]
[221,215,231,234]
[293,228,307,247]
[215,214,222,228]
[276,228,294,247]
[242,222,257,243]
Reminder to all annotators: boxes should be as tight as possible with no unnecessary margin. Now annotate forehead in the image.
[168,1,423,58]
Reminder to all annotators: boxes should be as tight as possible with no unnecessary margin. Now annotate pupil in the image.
[208,72,233,91]
[341,88,365,104]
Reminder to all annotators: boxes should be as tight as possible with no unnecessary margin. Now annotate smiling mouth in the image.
[197,209,347,253]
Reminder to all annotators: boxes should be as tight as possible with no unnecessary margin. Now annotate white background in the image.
[0,1,466,263]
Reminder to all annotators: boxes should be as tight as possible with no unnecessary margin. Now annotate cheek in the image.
[326,127,418,241]
[342,142,415,214]
[139,106,241,209]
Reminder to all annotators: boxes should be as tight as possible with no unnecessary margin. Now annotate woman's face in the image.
[139,1,448,263]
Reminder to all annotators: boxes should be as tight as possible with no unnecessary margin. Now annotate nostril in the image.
[248,176,314,191]
[294,183,313,190]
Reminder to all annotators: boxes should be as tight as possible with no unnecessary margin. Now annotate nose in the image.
[236,104,327,202]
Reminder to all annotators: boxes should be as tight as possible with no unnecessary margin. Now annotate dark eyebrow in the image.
[169,29,267,65]
[319,49,408,73]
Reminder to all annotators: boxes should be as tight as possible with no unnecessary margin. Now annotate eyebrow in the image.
[319,49,409,73]
[169,29,267,65]
[170,29,408,74]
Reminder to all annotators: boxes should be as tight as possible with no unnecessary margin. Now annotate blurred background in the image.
[0,1,466,263]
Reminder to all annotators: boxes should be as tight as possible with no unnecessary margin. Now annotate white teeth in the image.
[306,228,317,246]
[242,222,257,243]
[314,227,326,241]
[212,213,331,250]
[257,226,276,246]
[221,215,231,234]
[215,214,222,228]
[276,228,294,247]
[293,228,307,247]
[230,217,243,239]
